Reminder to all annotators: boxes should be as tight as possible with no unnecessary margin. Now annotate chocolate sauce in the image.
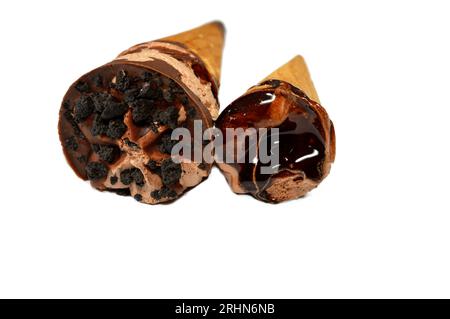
[215,81,327,201]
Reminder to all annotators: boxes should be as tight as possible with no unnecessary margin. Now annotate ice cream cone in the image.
[215,55,334,203]
[59,22,225,204]
[159,21,225,87]
[262,55,320,103]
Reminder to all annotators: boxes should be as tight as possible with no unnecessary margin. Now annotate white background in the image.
[0,0,449,298]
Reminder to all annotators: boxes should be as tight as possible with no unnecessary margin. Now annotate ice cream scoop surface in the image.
[59,60,213,204]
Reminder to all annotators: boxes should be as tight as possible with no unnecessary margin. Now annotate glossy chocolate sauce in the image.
[215,80,328,202]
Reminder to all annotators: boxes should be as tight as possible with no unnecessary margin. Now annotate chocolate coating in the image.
[215,80,335,203]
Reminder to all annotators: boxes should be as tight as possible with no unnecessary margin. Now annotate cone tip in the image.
[290,55,305,64]
[208,20,226,36]
[262,54,320,103]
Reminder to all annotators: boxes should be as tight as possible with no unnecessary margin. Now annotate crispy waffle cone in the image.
[159,21,225,86]
[262,55,320,103]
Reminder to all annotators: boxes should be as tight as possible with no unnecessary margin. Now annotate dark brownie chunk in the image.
[155,105,179,129]
[138,85,161,100]
[162,89,174,103]
[91,114,108,136]
[113,70,131,92]
[160,187,177,198]
[92,92,112,113]
[100,100,128,120]
[149,77,162,88]
[159,132,178,154]
[120,168,145,186]
[75,81,89,93]
[134,194,142,202]
[64,136,78,151]
[106,120,127,139]
[85,162,108,180]
[132,99,154,124]
[120,169,134,185]
[161,159,181,186]
[151,187,177,200]
[110,176,118,185]
[146,160,161,175]
[132,169,145,187]
[74,95,94,122]
[145,160,158,170]
[124,88,140,103]
[93,144,120,163]
[150,190,161,200]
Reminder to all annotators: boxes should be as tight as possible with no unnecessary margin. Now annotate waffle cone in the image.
[262,55,320,103]
[159,21,225,86]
